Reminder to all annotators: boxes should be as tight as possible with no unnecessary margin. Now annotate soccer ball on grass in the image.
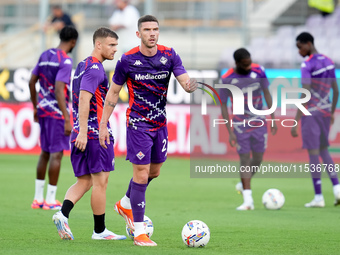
[181,220,210,247]
[262,188,285,210]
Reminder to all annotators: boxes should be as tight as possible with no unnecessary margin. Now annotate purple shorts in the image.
[70,139,115,177]
[234,125,267,154]
[126,126,168,165]
[39,117,70,153]
[301,115,330,150]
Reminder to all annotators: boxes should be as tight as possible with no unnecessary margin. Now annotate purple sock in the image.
[309,154,322,195]
[130,181,147,222]
[125,178,133,198]
[126,178,153,199]
[320,149,339,185]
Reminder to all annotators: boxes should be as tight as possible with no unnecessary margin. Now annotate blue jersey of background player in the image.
[99,15,197,246]
[219,48,277,211]
[291,32,340,208]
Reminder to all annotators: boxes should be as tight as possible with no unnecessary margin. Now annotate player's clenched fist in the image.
[185,78,198,93]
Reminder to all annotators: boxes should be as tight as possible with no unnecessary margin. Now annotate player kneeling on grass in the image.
[99,15,198,246]
[52,27,126,241]
[291,32,340,208]
[219,48,277,210]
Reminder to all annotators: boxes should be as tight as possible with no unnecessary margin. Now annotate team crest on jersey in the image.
[160,56,168,65]
[91,64,99,70]
[250,72,257,79]
[134,60,143,66]
[136,151,145,160]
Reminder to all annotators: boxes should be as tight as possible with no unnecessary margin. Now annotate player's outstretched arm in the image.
[55,81,72,136]
[28,74,39,122]
[263,88,277,135]
[75,90,92,152]
[99,82,122,149]
[220,103,237,147]
[176,73,198,93]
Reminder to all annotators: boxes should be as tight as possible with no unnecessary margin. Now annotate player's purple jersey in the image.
[112,45,187,131]
[32,48,72,119]
[301,54,336,117]
[219,63,269,133]
[71,56,113,142]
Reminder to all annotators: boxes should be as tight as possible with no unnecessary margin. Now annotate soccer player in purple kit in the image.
[29,26,78,210]
[52,27,126,241]
[291,32,340,207]
[219,48,277,210]
[99,15,197,246]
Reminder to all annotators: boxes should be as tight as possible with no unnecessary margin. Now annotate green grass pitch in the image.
[1,154,340,255]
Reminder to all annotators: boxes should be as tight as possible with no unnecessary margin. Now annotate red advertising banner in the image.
[0,102,41,154]
[1,103,340,163]
[0,103,192,157]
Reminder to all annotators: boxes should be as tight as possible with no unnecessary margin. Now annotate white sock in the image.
[314,194,324,201]
[45,184,57,204]
[34,179,45,202]
[134,222,146,237]
[333,184,340,197]
[243,189,253,204]
[121,195,131,209]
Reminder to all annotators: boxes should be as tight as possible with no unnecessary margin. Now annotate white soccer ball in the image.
[262,188,285,210]
[126,215,154,240]
[181,220,210,248]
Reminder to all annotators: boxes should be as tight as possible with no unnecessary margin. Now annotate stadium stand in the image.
[219,3,340,69]
[0,0,338,69]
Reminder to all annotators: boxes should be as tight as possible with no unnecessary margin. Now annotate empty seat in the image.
[249,37,267,48]
[309,26,326,37]
[267,36,281,48]
[314,37,328,49]
[276,25,295,37]
[328,38,340,51]
[251,48,267,64]
[218,47,236,69]
[306,14,325,28]
[325,26,340,39]
[294,25,308,37]
[332,50,340,65]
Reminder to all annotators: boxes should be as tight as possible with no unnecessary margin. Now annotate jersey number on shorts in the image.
[162,139,167,152]
[162,138,168,157]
